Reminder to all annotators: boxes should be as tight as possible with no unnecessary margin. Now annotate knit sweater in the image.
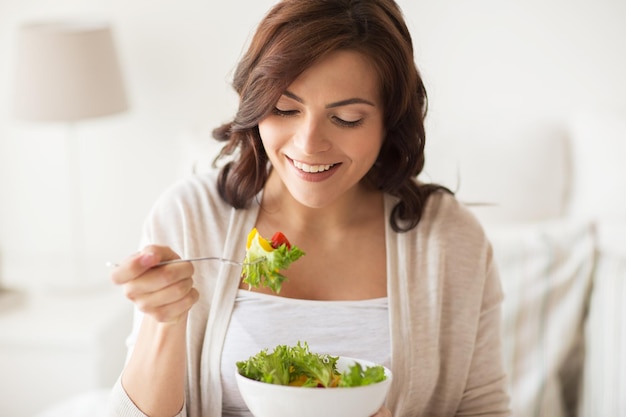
[108,171,511,417]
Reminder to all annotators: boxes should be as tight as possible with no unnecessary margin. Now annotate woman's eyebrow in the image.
[326,98,376,108]
[282,90,376,108]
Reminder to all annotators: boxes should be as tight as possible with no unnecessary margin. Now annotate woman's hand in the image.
[371,406,393,417]
[110,245,199,323]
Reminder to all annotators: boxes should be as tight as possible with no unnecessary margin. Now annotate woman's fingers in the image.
[110,245,199,323]
[123,262,194,299]
[137,285,200,323]
[131,276,194,312]
[110,245,173,285]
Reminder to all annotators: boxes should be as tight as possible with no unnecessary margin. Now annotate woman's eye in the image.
[333,116,363,128]
[272,107,363,128]
[273,107,298,117]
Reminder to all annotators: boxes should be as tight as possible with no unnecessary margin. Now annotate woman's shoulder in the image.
[147,169,235,221]
[418,191,489,245]
[157,170,226,204]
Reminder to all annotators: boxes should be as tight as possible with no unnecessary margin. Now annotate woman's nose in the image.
[294,116,331,154]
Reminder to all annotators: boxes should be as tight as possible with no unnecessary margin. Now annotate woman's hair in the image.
[213,0,451,232]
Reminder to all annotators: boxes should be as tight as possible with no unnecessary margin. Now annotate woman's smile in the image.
[291,159,336,173]
[287,157,341,183]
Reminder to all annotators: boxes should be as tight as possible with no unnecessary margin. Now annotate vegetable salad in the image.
[236,342,387,388]
[241,228,305,293]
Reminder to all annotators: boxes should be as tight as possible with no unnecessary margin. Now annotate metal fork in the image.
[106,256,265,268]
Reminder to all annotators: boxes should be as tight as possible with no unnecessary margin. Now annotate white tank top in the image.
[221,289,391,417]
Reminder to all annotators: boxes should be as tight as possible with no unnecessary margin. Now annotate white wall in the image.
[1,0,625,290]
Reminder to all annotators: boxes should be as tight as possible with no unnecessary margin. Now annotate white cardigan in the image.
[108,171,510,417]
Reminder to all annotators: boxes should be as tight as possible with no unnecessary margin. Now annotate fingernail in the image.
[140,252,156,267]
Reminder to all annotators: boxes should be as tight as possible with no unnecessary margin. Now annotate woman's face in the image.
[258,49,385,209]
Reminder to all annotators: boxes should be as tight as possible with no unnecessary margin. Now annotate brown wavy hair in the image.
[213,0,451,232]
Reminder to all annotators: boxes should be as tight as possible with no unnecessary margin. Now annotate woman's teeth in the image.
[293,160,334,173]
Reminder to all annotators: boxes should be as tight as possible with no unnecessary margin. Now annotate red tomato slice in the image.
[270,232,291,249]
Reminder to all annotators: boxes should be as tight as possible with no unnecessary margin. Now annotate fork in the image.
[106,256,265,268]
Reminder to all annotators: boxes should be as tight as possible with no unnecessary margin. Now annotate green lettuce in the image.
[236,341,387,388]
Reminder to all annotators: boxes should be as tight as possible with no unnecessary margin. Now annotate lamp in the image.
[13,20,128,121]
[12,20,128,287]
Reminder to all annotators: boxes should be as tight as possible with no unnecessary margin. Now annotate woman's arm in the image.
[110,246,199,417]
[456,249,511,417]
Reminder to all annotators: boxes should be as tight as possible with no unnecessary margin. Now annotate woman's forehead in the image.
[283,50,382,105]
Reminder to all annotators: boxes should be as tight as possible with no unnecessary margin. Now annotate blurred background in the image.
[0,0,625,416]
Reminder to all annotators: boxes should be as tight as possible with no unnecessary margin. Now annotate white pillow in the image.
[487,219,595,417]
[579,220,626,417]
[566,113,626,220]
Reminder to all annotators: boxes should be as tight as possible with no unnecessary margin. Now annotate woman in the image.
[108,1,511,416]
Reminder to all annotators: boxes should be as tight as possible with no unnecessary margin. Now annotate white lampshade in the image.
[13,20,128,122]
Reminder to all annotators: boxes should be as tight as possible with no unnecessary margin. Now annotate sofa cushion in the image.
[422,124,570,226]
[566,112,626,220]
[486,219,595,417]
[579,219,626,417]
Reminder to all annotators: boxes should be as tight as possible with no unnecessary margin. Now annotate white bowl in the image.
[235,356,392,417]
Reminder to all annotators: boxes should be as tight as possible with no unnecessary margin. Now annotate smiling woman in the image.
[107,1,510,417]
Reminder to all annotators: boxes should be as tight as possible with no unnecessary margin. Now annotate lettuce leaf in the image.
[236,344,292,385]
[288,342,338,387]
[236,341,387,388]
[241,228,305,293]
[338,362,387,387]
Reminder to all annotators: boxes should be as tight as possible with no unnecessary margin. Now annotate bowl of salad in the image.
[235,342,392,417]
